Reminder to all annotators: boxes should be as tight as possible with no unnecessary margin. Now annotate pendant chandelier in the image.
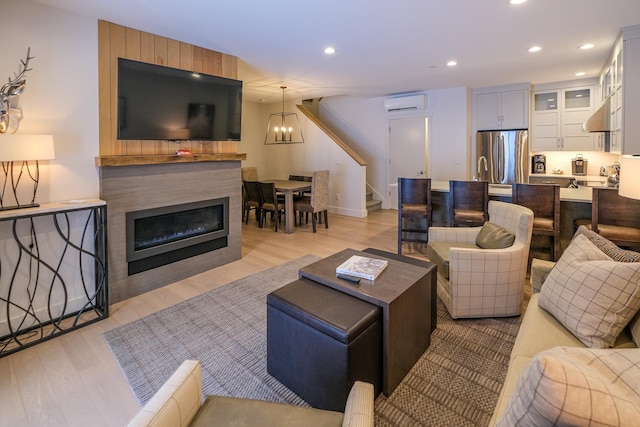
[264,86,304,144]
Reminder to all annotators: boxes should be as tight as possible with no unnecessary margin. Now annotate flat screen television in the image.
[117,58,242,141]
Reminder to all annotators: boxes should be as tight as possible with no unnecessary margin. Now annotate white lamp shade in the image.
[0,134,55,161]
[619,155,640,200]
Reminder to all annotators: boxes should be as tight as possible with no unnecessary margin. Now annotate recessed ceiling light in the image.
[528,46,542,53]
[447,60,457,67]
[579,43,594,50]
[508,0,527,4]
[575,71,586,76]
[324,47,336,55]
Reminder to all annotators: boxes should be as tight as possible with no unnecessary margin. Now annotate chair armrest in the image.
[530,258,556,293]
[341,381,374,427]
[428,226,481,245]
[127,360,202,427]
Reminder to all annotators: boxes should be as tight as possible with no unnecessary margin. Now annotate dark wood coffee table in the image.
[299,248,436,395]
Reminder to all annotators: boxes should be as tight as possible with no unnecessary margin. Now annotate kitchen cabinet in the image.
[531,83,597,152]
[529,175,573,187]
[476,89,528,130]
[598,25,640,155]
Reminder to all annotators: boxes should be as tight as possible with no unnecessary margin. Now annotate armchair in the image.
[427,201,533,319]
[127,360,374,427]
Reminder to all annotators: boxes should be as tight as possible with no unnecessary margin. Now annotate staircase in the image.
[366,186,382,213]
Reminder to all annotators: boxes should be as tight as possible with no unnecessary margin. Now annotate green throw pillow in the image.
[475,221,515,249]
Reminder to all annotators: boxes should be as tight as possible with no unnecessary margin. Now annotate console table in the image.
[0,200,108,357]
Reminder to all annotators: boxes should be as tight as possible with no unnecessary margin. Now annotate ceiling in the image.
[33,0,640,103]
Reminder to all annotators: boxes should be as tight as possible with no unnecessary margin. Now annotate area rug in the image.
[104,255,521,426]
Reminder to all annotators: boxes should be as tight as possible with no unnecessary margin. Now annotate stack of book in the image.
[336,255,388,281]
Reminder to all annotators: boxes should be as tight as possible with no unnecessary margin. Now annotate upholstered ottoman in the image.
[267,278,382,412]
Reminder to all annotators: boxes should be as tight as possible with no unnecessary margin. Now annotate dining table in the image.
[260,179,312,234]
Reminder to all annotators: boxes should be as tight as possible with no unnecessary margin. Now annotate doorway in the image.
[387,115,429,209]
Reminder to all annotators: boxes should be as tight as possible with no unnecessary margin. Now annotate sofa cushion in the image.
[426,241,478,280]
[538,234,640,348]
[189,395,344,427]
[475,221,515,249]
[496,347,640,426]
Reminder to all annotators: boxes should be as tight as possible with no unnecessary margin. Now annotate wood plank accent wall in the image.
[98,20,240,156]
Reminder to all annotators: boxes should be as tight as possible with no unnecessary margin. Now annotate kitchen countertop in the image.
[430,180,593,203]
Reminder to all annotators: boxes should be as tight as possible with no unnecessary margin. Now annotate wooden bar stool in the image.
[575,187,640,249]
[512,183,561,261]
[449,180,489,227]
[397,177,432,254]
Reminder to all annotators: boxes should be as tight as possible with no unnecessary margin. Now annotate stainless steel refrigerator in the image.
[476,130,528,185]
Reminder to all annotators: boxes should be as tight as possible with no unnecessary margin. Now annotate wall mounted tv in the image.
[117,58,242,141]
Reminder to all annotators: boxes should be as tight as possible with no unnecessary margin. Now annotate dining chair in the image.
[258,181,284,231]
[241,166,259,181]
[397,177,432,254]
[512,183,561,261]
[449,180,489,227]
[293,170,329,232]
[575,187,640,250]
[242,180,262,225]
[289,174,313,223]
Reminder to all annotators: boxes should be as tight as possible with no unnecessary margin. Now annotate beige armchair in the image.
[427,200,533,319]
[127,360,374,427]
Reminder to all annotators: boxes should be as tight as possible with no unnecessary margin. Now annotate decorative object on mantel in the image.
[619,155,640,200]
[0,47,34,134]
[0,134,55,211]
[264,86,304,145]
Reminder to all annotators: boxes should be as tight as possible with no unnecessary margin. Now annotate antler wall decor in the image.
[0,47,34,134]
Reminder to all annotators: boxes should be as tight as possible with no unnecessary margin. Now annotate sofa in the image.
[489,226,640,426]
[126,360,375,427]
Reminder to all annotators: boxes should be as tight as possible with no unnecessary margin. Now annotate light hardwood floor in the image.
[0,209,530,426]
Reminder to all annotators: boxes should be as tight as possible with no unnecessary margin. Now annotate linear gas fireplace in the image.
[126,197,229,275]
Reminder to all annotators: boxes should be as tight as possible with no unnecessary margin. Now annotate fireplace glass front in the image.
[126,198,228,274]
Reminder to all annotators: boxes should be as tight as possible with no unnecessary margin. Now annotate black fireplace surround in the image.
[126,198,229,275]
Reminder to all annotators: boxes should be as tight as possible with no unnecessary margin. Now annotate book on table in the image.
[335,255,388,280]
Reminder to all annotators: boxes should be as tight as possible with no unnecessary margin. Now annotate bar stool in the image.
[575,187,640,249]
[397,177,432,254]
[449,180,489,227]
[512,183,561,261]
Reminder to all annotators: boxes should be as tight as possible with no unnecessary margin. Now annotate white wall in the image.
[2,0,99,204]
[317,88,470,208]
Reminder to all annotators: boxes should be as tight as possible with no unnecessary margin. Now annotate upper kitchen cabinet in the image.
[530,80,598,152]
[621,26,640,154]
[596,25,640,155]
[474,85,529,130]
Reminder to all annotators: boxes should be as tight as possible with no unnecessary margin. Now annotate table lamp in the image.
[619,155,640,200]
[0,134,55,210]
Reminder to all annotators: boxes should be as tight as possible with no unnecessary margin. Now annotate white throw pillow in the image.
[497,347,640,426]
[538,234,640,348]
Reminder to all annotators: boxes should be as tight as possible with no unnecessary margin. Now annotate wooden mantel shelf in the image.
[95,153,247,167]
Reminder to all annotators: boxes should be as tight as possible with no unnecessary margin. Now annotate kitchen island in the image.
[428,180,595,259]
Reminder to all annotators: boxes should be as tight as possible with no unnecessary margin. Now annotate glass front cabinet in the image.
[531,83,597,152]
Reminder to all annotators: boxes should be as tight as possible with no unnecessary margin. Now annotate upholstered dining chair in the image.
[293,170,329,233]
[512,183,561,261]
[449,180,489,227]
[397,177,432,255]
[241,166,258,181]
[427,200,534,319]
[258,182,284,231]
[575,187,640,250]
[242,180,261,225]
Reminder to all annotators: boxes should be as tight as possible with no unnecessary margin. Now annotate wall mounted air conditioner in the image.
[383,94,427,112]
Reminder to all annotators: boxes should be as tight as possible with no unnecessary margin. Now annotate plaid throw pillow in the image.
[538,234,640,348]
[497,347,640,426]
[574,225,640,262]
